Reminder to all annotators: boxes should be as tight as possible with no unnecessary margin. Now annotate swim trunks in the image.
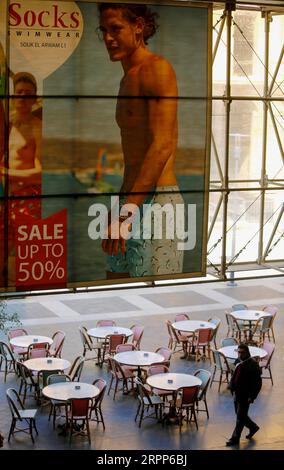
[107,186,184,277]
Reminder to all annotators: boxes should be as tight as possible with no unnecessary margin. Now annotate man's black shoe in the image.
[226,438,240,447]
[246,425,259,439]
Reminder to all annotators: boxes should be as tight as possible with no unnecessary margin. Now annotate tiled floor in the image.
[0,276,283,450]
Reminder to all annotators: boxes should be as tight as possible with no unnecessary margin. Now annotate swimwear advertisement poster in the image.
[0,0,212,291]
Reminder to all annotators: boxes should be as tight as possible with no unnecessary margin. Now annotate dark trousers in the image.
[231,397,257,440]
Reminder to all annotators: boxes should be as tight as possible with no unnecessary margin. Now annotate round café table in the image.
[87,326,133,340]
[230,310,271,340]
[146,372,201,392]
[146,373,202,425]
[114,350,164,377]
[172,320,216,333]
[24,357,71,372]
[10,335,53,349]
[42,381,99,401]
[42,382,100,433]
[218,345,267,360]
[230,310,271,322]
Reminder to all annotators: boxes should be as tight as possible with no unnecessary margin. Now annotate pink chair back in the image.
[96,320,116,326]
[174,313,190,322]
[260,342,275,367]
[28,342,49,358]
[263,306,278,316]
[155,347,172,362]
[131,325,144,349]
[116,343,135,353]
[148,364,169,376]
[49,331,65,357]
[8,329,28,340]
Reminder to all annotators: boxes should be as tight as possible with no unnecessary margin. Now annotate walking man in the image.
[226,343,262,446]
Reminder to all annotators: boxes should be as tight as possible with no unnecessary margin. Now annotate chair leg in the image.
[139,405,144,428]
[107,376,113,396]
[33,419,39,435]
[113,379,119,400]
[135,402,141,422]
[210,366,216,388]
[204,398,209,419]
[269,366,273,385]
[218,371,223,392]
[8,418,15,442]
[99,408,105,430]
[86,420,91,445]
[29,420,35,443]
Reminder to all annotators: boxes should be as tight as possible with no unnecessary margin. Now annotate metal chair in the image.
[17,361,40,404]
[101,334,126,366]
[6,388,38,443]
[68,356,85,382]
[47,373,71,429]
[174,313,190,322]
[220,337,239,347]
[174,385,200,431]
[27,342,49,359]
[130,325,144,350]
[259,342,275,385]
[194,369,211,419]
[68,397,92,445]
[154,346,172,368]
[134,377,164,428]
[262,306,277,342]
[210,350,232,392]
[191,328,213,362]
[7,328,28,359]
[232,304,248,311]
[107,357,135,400]
[79,326,101,363]
[89,378,107,429]
[207,317,221,348]
[165,320,189,357]
[48,331,65,358]
[0,341,16,382]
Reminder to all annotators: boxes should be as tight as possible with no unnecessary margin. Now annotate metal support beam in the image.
[220,4,233,279]
[263,204,284,258]
[257,11,271,264]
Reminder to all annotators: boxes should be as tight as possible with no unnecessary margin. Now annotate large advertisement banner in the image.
[0,0,211,291]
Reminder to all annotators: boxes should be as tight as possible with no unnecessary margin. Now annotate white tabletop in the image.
[114,351,164,367]
[10,335,53,349]
[172,320,216,333]
[88,326,133,339]
[218,345,268,360]
[147,373,202,392]
[42,382,99,401]
[230,310,271,321]
[24,357,71,372]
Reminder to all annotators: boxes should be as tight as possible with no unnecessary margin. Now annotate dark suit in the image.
[229,356,262,440]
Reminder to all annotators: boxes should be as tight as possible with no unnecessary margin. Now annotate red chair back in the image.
[196,328,213,345]
[108,334,126,353]
[70,398,91,418]
[179,385,199,405]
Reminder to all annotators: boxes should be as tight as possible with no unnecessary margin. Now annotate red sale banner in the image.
[15,209,67,290]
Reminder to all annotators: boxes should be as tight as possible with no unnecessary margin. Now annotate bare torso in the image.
[7,115,41,192]
[116,54,178,192]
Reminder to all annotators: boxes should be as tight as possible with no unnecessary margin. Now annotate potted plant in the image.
[0,298,21,334]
